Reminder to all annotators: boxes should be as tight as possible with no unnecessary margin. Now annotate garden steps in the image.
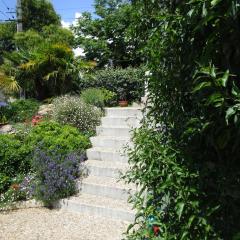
[80,176,136,201]
[87,147,128,163]
[90,136,133,150]
[85,159,128,178]
[58,194,135,222]
[96,126,132,137]
[59,107,143,221]
[101,116,141,128]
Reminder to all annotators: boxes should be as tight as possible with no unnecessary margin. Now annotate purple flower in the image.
[31,146,84,204]
[0,102,8,107]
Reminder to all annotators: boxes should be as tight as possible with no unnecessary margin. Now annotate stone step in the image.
[57,193,135,222]
[86,147,128,164]
[80,176,134,201]
[105,107,142,118]
[86,160,128,178]
[96,126,132,137]
[90,136,132,150]
[101,116,141,128]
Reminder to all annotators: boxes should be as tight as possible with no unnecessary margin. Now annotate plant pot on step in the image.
[119,100,128,107]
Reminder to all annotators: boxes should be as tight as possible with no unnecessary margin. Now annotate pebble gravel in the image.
[0,208,129,240]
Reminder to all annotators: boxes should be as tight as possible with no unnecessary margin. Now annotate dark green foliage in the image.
[124,126,218,239]
[0,22,16,64]
[124,0,240,239]
[80,67,145,102]
[7,99,40,123]
[0,103,9,124]
[25,121,91,154]
[21,0,61,32]
[72,0,142,67]
[0,135,31,193]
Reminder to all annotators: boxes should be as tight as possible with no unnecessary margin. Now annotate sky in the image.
[0,0,95,24]
[0,0,95,56]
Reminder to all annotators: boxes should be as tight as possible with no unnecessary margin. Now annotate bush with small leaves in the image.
[52,95,102,134]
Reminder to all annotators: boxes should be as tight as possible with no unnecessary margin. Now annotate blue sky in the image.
[0,0,95,23]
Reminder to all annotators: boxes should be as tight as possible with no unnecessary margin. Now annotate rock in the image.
[0,124,13,134]
[38,104,53,116]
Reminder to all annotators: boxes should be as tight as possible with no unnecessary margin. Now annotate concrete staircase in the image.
[58,107,142,222]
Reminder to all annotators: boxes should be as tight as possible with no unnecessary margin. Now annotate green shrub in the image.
[124,126,217,239]
[52,96,102,134]
[0,134,31,193]
[0,102,9,124]
[25,121,91,154]
[80,88,117,108]
[7,99,40,123]
[80,88,105,108]
[79,67,146,102]
[124,1,240,239]
[101,88,117,106]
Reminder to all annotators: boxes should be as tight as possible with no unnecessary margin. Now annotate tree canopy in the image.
[0,22,16,64]
[21,0,61,32]
[72,0,142,67]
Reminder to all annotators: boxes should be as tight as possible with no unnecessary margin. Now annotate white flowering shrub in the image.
[52,96,102,133]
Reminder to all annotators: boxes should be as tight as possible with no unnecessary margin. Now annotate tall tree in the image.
[72,0,142,67]
[21,0,61,32]
[0,22,16,64]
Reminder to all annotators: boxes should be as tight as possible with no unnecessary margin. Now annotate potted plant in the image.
[118,88,128,107]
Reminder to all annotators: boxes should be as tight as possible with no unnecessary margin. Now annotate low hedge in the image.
[79,67,146,102]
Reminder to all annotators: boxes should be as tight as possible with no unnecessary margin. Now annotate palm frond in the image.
[0,72,21,93]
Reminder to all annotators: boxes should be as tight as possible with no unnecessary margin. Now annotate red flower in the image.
[153,225,160,236]
[32,115,43,126]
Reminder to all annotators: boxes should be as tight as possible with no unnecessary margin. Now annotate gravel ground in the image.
[0,208,129,240]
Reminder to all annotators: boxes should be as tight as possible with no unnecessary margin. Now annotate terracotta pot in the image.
[119,100,128,107]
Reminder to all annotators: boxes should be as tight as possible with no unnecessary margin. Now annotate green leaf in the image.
[180,231,188,240]
[210,65,216,78]
[232,82,240,97]
[206,93,224,107]
[202,3,208,17]
[187,215,195,228]
[211,0,221,7]
[226,107,236,124]
[176,202,185,220]
[219,70,229,87]
[188,9,194,17]
[192,82,211,93]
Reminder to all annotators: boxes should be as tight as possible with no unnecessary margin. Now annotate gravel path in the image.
[0,208,128,240]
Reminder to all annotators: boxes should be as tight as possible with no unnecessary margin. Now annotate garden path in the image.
[0,208,128,240]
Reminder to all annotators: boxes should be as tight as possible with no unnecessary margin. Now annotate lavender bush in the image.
[32,147,86,205]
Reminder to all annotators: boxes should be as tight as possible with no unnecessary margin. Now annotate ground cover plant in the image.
[6,99,40,123]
